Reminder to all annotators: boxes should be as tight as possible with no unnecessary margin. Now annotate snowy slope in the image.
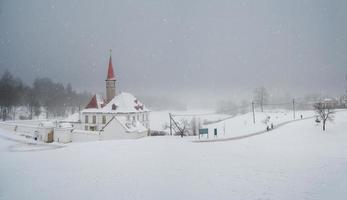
[203,110,315,138]
[150,110,230,132]
[0,111,347,200]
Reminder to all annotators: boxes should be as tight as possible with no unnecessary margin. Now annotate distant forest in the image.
[0,70,91,121]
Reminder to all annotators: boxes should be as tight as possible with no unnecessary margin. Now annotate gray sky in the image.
[1,0,347,104]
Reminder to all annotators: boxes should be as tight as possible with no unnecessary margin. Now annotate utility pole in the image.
[292,99,295,120]
[170,115,184,137]
[169,113,172,136]
[252,101,256,124]
[78,105,81,123]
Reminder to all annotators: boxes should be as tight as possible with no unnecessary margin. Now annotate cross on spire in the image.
[107,49,115,80]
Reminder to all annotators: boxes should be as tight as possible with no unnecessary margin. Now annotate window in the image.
[85,126,88,130]
[92,115,96,124]
[133,116,136,121]
[112,104,117,110]
[142,114,145,121]
[102,116,106,124]
[127,115,130,121]
[85,115,89,123]
[137,114,140,121]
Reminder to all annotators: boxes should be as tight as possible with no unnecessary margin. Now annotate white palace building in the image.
[77,51,150,140]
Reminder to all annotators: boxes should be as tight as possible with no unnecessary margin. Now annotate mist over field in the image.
[1,0,347,108]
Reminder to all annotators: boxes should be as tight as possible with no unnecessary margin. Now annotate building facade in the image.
[79,51,150,136]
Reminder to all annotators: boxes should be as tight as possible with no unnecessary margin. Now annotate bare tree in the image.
[253,86,269,112]
[0,71,23,120]
[178,119,191,137]
[23,86,41,119]
[314,102,335,131]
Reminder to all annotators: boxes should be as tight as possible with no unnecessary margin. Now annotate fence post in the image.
[252,101,256,124]
[293,99,296,120]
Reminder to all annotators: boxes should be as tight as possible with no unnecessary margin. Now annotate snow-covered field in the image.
[1,111,347,200]
[150,109,315,138]
[203,110,315,138]
[149,110,230,132]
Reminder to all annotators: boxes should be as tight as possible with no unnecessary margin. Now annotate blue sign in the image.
[199,128,208,139]
[199,128,208,135]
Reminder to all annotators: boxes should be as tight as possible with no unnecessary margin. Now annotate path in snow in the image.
[193,116,315,143]
[194,109,347,143]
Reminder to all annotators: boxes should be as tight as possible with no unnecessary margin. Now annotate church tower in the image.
[106,49,116,103]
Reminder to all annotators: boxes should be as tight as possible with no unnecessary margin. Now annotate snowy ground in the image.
[1,111,347,200]
[150,110,229,132]
[203,110,315,139]
[150,109,315,138]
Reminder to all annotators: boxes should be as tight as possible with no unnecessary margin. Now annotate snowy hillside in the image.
[0,110,347,200]
[150,109,315,138]
[203,110,315,139]
[150,110,230,132]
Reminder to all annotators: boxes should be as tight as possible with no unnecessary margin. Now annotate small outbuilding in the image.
[54,123,73,143]
[37,122,55,143]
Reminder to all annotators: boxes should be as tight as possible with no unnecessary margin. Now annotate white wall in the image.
[72,130,100,142]
[37,127,54,142]
[101,118,147,140]
[0,121,53,142]
[54,128,73,143]
[0,117,147,143]
[7,119,52,126]
[0,122,17,132]
[81,111,150,131]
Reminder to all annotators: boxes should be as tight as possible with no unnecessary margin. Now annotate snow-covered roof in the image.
[82,92,149,114]
[58,123,73,128]
[62,113,80,122]
[39,121,55,127]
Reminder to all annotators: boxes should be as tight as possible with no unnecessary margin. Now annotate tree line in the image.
[0,70,91,121]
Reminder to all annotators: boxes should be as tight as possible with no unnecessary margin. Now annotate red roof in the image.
[107,55,115,80]
[85,95,98,109]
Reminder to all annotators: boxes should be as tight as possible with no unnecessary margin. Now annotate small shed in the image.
[35,122,55,143]
[54,123,73,143]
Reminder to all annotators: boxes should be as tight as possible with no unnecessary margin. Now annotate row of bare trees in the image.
[0,71,91,121]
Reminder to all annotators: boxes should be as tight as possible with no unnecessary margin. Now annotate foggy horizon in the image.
[1,0,347,106]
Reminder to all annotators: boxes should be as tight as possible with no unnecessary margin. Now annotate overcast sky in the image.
[1,0,347,104]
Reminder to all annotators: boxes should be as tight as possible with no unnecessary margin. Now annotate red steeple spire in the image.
[107,49,115,80]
